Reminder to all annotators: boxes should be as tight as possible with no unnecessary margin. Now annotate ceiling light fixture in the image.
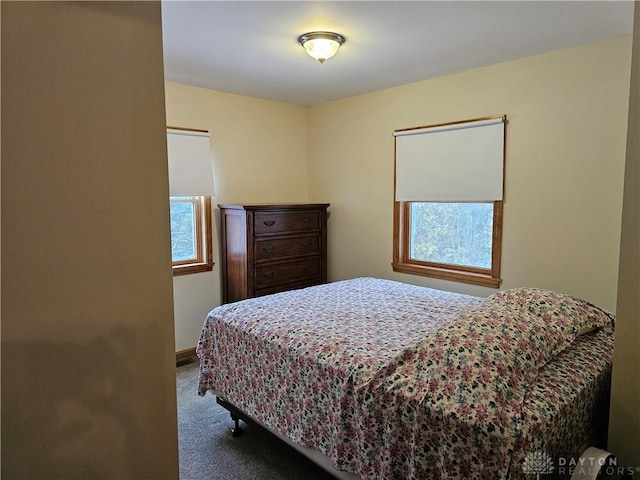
[298,31,345,64]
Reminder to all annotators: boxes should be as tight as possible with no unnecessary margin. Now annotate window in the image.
[170,195,213,276]
[392,116,506,287]
[166,126,215,276]
[394,200,503,287]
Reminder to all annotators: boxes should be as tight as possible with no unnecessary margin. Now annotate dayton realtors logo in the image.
[522,451,554,479]
[521,449,638,478]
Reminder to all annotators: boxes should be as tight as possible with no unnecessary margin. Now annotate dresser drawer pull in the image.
[301,241,312,247]
[263,220,276,227]
[303,218,312,224]
[302,265,313,271]
[263,246,276,253]
[263,271,275,278]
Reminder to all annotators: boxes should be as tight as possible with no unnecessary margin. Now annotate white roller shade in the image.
[167,128,215,196]
[394,117,505,202]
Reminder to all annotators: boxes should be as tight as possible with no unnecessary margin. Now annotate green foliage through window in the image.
[170,197,197,262]
[410,202,493,269]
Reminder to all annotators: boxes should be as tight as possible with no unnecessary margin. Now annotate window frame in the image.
[392,200,503,287]
[170,195,214,276]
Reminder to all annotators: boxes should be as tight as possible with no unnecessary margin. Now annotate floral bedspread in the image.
[197,278,614,479]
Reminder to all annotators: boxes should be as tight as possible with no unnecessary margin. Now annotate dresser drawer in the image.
[255,278,321,297]
[254,211,320,236]
[254,234,319,261]
[254,258,320,289]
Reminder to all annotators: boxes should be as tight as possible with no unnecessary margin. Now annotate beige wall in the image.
[308,35,632,311]
[1,2,178,478]
[165,82,309,350]
[609,1,640,466]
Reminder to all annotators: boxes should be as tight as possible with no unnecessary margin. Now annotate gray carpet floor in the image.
[177,360,337,480]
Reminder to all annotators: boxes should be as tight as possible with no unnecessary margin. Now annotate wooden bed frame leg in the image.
[230,413,244,437]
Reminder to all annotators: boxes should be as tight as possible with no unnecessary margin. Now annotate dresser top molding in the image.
[218,203,330,211]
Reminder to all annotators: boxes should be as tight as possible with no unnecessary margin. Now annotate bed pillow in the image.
[487,287,614,359]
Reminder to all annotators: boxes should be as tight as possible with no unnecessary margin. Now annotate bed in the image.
[197,277,614,479]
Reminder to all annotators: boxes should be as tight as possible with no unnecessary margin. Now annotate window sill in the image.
[392,262,501,288]
[172,262,214,277]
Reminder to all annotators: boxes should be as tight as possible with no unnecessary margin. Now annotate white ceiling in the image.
[161,1,634,107]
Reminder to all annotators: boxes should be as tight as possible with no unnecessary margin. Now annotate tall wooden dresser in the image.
[219,203,329,303]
